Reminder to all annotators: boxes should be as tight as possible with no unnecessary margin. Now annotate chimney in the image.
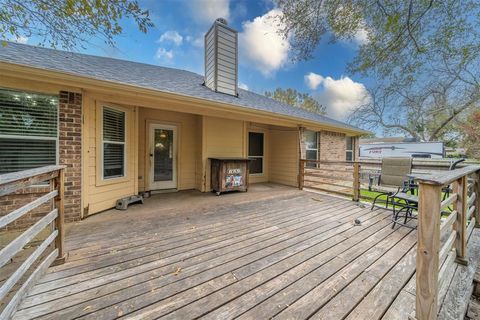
[204,18,238,96]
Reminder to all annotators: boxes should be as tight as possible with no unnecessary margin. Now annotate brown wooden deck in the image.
[9,184,472,319]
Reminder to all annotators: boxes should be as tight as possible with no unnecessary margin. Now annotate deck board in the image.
[10,186,455,320]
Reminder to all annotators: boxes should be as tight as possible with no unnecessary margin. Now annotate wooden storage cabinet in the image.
[210,158,250,195]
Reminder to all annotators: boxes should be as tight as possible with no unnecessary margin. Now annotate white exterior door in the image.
[149,123,177,190]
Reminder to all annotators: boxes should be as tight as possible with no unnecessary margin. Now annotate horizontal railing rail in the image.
[0,165,66,319]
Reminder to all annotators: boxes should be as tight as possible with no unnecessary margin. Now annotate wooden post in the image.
[299,160,304,190]
[475,171,480,228]
[416,182,442,320]
[54,168,67,264]
[352,162,360,201]
[453,176,468,264]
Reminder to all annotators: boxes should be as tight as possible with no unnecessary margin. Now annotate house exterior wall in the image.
[269,129,299,187]
[137,108,199,192]
[319,130,347,161]
[82,95,138,216]
[0,90,82,229]
[201,116,246,191]
[0,71,364,225]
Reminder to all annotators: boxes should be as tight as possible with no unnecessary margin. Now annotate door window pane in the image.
[248,132,264,157]
[249,157,263,175]
[154,129,173,181]
[248,132,264,174]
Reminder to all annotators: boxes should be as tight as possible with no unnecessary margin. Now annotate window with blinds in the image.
[102,106,126,179]
[0,88,58,174]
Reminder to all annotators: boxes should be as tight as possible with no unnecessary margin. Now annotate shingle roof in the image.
[0,42,366,133]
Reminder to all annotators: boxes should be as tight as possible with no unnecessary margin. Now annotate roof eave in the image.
[0,61,368,135]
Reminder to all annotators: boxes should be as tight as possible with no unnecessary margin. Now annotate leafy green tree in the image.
[460,110,480,159]
[265,88,326,115]
[275,0,480,140]
[0,0,153,49]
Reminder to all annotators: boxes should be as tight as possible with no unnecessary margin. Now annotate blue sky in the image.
[20,0,371,121]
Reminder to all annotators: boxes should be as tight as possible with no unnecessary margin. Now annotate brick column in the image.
[58,91,82,223]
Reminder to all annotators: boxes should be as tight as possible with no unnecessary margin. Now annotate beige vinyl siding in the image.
[269,129,299,187]
[202,116,245,191]
[83,96,138,215]
[137,108,199,192]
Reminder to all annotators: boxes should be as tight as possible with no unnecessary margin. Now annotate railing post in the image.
[475,171,480,228]
[299,160,304,190]
[416,182,442,320]
[54,168,66,264]
[352,162,360,201]
[453,176,468,265]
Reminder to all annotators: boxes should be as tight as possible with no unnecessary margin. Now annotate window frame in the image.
[0,87,59,176]
[248,131,265,176]
[305,130,319,163]
[100,104,128,181]
[346,136,355,161]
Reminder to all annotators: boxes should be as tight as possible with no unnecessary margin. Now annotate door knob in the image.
[150,153,153,157]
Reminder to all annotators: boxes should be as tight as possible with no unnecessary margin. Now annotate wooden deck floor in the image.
[12,186,421,319]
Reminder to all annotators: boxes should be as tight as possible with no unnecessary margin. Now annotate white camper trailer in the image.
[360,141,445,159]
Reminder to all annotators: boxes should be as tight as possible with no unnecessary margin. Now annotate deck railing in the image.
[0,165,66,319]
[299,159,480,319]
[298,159,378,201]
[298,158,474,202]
[413,166,480,320]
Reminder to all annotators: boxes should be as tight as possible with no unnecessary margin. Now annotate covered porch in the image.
[9,184,432,319]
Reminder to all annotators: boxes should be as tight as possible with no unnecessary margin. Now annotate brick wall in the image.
[59,91,82,223]
[0,91,82,230]
[319,130,347,161]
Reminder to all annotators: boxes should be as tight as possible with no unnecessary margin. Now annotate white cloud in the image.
[155,47,174,62]
[239,9,290,76]
[13,36,28,44]
[158,30,183,46]
[238,82,249,90]
[305,72,370,119]
[189,0,230,25]
[304,72,324,90]
[186,35,204,48]
[353,27,369,45]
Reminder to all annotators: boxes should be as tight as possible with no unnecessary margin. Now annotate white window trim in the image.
[101,105,127,181]
[248,131,265,176]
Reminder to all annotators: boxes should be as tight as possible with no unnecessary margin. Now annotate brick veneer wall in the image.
[0,91,82,230]
[319,130,347,161]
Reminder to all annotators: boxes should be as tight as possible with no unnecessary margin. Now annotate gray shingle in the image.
[0,42,365,133]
